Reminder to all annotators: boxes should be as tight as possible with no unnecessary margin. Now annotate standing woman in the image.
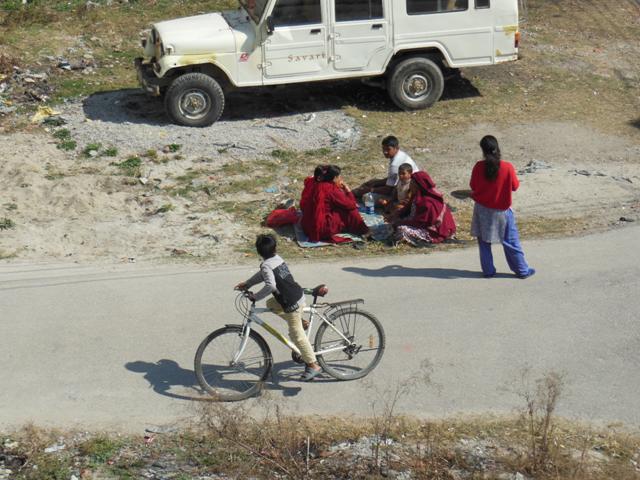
[470,136,535,279]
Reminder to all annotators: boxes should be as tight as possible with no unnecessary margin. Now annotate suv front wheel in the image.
[164,72,225,127]
[387,57,444,111]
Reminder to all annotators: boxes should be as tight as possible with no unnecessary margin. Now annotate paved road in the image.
[1,226,639,432]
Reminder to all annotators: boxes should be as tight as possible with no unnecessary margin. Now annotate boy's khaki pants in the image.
[266,297,316,364]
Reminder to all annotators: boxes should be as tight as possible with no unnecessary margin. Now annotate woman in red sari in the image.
[393,171,456,245]
[300,165,369,242]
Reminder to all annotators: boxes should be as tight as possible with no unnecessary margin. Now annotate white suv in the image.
[136,0,520,127]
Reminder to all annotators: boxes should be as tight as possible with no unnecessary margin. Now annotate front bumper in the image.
[135,57,162,96]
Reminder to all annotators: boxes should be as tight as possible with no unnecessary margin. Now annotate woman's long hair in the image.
[480,135,501,181]
[321,165,342,182]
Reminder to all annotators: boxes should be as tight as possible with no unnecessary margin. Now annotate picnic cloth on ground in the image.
[295,208,392,247]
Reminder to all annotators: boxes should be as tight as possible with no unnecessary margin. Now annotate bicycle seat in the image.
[311,284,328,297]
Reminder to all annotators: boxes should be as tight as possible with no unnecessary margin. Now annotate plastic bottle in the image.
[363,192,375,214]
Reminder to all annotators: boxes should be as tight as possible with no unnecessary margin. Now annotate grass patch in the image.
[0,217,16,230]
[112,156,142,177]
[271,149,296,161]
[153,203,174,214]
[82,142,102,157]
[56,139,77,151]
[78,435,123,465]
[103,146,118,157]
[4,203,18,211]
[52,128,71,140]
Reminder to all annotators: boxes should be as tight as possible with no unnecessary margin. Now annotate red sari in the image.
[300,179,368,242]
[395,171,456,243]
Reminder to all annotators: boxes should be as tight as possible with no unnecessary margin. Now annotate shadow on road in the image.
[343,264,512,279]
[125,358,328,401]
[83,75,480,126]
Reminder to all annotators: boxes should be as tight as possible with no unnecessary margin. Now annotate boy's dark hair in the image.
[382,135,399,148]
[398,163,413,174]
[255,234,277,259]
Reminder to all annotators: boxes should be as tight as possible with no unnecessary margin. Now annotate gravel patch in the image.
[60,88,361,160]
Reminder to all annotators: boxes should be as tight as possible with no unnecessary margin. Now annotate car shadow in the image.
[125,358,337,401]
[343,264,512,279]
[82,75,481,126]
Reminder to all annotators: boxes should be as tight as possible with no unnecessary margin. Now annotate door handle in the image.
[310,28,321,34]
[372,24,383,30]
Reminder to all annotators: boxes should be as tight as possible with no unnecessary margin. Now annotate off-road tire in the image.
[164,72,225,127]
[387,57,444,111]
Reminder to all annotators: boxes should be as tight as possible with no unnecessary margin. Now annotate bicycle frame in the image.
[231,301,355,364]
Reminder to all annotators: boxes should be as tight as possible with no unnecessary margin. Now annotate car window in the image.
[271,0,322,26]
[335,0,383,21]
[407,0,468,14]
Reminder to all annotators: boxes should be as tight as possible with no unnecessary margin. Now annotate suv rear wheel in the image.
[164,72,224,127]
[387,57,444,111]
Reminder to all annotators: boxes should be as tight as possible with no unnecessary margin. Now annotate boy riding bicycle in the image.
[234,234,323,381]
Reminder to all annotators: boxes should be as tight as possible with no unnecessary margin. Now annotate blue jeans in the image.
[478,209,530,277]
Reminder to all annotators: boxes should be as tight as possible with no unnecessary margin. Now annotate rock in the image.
[612,176,633,183]
[145,425,177,434]
[519,159,552,174]
[44,443,65,453]
[620,217,635,222]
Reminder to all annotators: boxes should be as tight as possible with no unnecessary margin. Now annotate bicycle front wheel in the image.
[314,308,385,380]
[194,326,272,401]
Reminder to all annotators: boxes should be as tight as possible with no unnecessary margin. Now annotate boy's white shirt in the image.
[386,150,419,187]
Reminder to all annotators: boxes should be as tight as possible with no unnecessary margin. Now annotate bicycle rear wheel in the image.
[194,326,272,401]
[314,308,385,380]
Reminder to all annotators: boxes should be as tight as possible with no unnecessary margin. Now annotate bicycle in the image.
[194,285,385,401]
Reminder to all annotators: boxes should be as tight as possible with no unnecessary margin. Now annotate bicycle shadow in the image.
[125,358,331,400]
[343,264,512,279]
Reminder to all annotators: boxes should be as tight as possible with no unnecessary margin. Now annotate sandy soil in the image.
[1,118,639,265]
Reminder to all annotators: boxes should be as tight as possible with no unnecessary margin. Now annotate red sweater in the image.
[470,160,519,210]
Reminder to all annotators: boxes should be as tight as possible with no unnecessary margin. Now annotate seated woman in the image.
[300,165,369,242]
[393,171,456,245]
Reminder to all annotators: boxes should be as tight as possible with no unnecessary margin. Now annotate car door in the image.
[332,0,389,72]
[262,0,329,79]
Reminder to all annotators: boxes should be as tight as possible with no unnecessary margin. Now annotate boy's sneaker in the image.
[517,268,536,279]
[301,366,322,382]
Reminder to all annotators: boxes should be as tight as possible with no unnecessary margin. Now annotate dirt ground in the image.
[1,118,638,265]
[1,0,639,265]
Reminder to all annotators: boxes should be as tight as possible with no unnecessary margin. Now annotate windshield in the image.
[239,0,269,23]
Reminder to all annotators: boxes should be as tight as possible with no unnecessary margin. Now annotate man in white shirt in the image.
[353,135,420,202]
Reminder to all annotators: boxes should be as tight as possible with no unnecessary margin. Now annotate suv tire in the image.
[164,73,225,127]
[387,57,444,111]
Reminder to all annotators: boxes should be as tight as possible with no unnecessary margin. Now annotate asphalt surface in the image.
[1,225,639,432]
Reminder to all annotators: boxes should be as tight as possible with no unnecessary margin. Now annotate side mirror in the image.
[266,15,274,35]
